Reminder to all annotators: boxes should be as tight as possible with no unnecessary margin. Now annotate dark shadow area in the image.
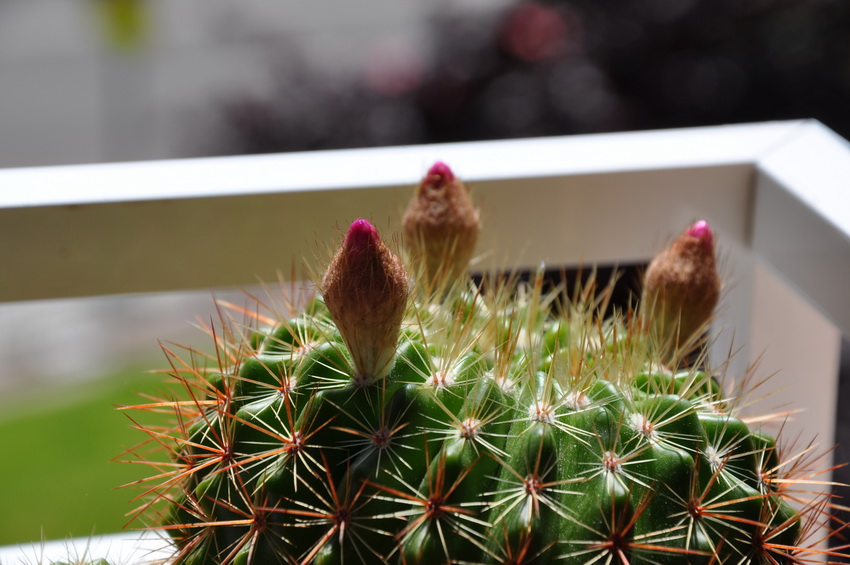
[472,263,645,320]
[200,0,850,156]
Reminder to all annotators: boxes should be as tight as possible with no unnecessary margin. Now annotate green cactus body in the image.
[136,287,818,564]
[125,164,842,564]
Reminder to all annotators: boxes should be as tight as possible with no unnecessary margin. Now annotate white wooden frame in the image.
[0,119,847,563]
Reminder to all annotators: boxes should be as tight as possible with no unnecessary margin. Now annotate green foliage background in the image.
[0,368,166,545]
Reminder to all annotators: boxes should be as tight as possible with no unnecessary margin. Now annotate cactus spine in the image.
[124,163,846,564]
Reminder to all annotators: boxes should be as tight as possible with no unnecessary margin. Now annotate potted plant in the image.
[0,121,847,563]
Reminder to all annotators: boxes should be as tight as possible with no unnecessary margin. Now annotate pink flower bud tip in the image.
[687,220,714,248]
[344,219,380,253]
[427,161,455,185]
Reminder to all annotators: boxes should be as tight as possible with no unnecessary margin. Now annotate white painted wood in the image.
[753,121,850,336]
[709,120,850,453]
[0,120,803,208]
[0,530,172,564]
[0,121,801,302]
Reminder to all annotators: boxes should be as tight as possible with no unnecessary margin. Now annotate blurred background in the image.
[2,0,850,168]
[1,0,849,549]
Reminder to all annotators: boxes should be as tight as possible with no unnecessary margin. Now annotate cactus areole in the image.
[125,164,846,565]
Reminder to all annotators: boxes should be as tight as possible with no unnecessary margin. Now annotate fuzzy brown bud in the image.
[643,220,721,362]
[321,219,409,385]
[402,161,480,286]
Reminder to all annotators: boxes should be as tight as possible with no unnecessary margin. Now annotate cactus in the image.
[123,163,846,565]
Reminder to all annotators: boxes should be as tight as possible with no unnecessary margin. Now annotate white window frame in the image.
[0,119,847,562]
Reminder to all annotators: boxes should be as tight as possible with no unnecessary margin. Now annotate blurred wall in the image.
[2,1,848,167]
[0,0,509,168]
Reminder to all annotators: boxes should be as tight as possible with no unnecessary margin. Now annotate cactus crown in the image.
[122,164,846,565]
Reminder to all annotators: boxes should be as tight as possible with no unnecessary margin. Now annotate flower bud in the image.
[402,161,480,286]
[321,219,409,384]
[643,220,720,362]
